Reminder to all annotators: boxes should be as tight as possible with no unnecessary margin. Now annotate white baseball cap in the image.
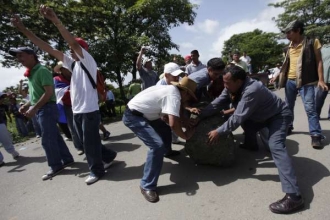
[164,62,183,76]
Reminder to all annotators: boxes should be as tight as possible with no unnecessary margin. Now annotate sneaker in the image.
[85,174,100,185]
[0,161,5,167]
[103,131,111,140]
[77,150,84,156]
[172,139,181,144]
[103,161,114,170]
[36,135,41,138]
[42,167,64,181]
[63,160,74,168]
[103,151,117,169]
[64,137,72,141]
[11,151,20,160]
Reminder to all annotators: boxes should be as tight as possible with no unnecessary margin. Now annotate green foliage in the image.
[269,0,330,42]
[0,0,197,100]
[221,29,286,72]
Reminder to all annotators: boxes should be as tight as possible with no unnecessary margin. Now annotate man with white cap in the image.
[156,62,184,85]
[136,46,158,90]
[156,62,185,147]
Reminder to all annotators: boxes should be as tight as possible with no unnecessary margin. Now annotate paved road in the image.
[1,89,330,220]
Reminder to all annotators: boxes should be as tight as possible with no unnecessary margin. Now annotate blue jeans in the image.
[0,123,16,162]
[315,86,330,119]
[122,108,171,190]
[37,102,73,171]
[73,110,116,177]
[244,114,300,194]
[285,79,322,136]
[15,117,28,137]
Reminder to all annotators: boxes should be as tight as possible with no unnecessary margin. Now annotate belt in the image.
[127,106,144,117]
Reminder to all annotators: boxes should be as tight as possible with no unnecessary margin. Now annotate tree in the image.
[0,0,197,100]
[269,0,330,42]
[221,29,286,72]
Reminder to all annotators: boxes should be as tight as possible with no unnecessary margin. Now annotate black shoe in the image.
[269,194,304,214]
[239,143,259,151]
[311,135,323,149]
[287,127,293,136]
[41,167,64,181]
[164,150,180,158]
[140,186,159,203]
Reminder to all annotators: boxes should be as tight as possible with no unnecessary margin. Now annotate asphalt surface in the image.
[1,89,330,220]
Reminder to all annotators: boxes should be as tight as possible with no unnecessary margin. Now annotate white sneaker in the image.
[103,161,114,170]
[11,151,20,160]
[85,174,99,185]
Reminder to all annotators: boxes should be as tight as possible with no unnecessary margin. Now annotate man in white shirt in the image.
[12,5,117,185]
[123,77,196,203]
[232,51,248,73]
[239,51,252,74]
[185,50,206,75]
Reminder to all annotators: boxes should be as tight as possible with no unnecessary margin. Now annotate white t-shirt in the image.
[127,85,181,121]
[63,49,99,114]
[240,55,251,64]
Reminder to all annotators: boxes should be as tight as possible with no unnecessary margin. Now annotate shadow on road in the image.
[5,156,46,173]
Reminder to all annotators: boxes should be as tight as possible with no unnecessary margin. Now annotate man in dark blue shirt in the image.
[196,66,304,214]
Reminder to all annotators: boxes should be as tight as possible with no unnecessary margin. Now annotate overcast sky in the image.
[0,0,284,91]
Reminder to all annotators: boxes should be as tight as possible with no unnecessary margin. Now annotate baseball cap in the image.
[164,62,184,76]
[75,37,89,51]
[0,92,7,98]
[184,55,191,61]
[9,47,36,57]
[142,58,152,66]
[281,20,304,33]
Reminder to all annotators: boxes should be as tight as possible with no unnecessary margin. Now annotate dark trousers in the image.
[105,100,116,117]
[73,110,117,177]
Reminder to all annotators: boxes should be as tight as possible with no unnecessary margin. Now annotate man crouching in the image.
[122,77,196,203]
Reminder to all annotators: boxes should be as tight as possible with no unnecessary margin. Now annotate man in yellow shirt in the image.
[277,20,328,149]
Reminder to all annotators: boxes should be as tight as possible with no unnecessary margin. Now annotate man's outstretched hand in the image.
[39,5,59,23]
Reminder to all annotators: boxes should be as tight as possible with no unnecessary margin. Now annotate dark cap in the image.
[8,47,36,57]
[281,20,304,33]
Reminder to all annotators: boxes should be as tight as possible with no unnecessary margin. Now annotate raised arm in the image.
[136,47,146,70]
[39,5,83,58]
[11,15,64,61]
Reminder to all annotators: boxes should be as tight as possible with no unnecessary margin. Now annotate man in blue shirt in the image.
[196,66,304,214]
[105,87,116,117]
[188,58,225,101]
[136,46,158,90]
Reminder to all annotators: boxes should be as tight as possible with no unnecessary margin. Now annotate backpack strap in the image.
[71,61,76,72]
[80,63,97,89]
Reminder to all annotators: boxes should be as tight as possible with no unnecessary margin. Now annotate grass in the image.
[3,105,126,144]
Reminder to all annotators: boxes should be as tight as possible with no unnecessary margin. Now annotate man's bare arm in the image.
[11,15,64,61]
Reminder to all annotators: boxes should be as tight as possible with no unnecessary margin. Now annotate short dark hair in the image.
[225,65,247,81]
[190,50,199,56]
[207,58,226,70]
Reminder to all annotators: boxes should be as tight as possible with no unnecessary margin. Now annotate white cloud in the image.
[180,42,194,49]
[212,6,284,56]
[190,0,203,5]
[0,67,25,91]
[197,19,219,34]
[183,23,198,32]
